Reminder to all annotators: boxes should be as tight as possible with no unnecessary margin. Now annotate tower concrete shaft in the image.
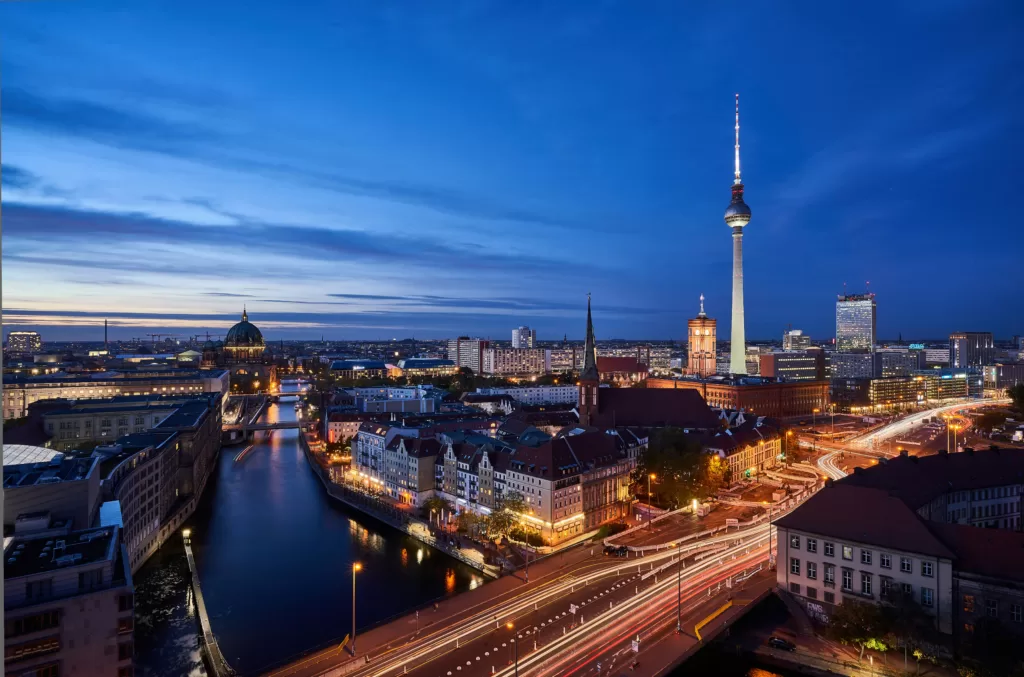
[729,227,746,374]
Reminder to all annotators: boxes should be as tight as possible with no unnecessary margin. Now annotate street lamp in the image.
[813,407,820,430]
[352,562,362,653]
[674,542,682,632]
[648,473,656,528]
[506,622,519,677]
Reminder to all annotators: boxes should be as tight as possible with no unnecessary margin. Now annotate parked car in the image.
[768,636,796,651]
[604,545,628,557]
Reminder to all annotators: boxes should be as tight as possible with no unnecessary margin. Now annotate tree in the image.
[1008,383,1024,415]
[957,617,1024,677]
[826,599,891,661]
[632,428,731,507]
[423,496,454,519]
[487,509,517,538]
[456,511,482,535]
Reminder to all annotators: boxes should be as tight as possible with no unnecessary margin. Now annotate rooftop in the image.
[4,527,118,579]
[590,388,721,429]
[2,444,62,467]
[774,484,957,560]
[3,456,97,489]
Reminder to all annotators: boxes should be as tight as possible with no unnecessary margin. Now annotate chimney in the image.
[899,449,909,458]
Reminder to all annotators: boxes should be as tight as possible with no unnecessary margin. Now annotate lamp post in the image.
[648,473,656,528]
[506,622,519,677]
[813,407,820,430]
[784,430,793,466]
[352,562,362,653]
[675,541,682,632]
[765,501,774,569]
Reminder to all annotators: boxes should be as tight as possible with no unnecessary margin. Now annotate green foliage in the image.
[595,522,627,539]
[827,599,891,658]
[631,428,730,507]
[3,416,28,431]
[509,528,544,547]
[1007,383,1024,414]
[500,491,527,515]
[423,497,454,517]
[487,509,517,538]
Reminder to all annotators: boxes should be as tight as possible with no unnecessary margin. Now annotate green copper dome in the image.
[224,308,264,348]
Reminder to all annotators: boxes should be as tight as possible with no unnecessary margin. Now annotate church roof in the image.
[224,308,265,348]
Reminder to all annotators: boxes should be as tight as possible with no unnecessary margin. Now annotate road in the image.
[849,399,1008,450]
[268,517,781,677]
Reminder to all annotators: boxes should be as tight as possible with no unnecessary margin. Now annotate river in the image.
[134,382,483,676]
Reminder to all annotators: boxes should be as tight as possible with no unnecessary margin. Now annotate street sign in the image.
[631,639,640,653]
[569,604,579,615]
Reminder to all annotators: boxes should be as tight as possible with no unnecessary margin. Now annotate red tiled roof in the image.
[840,448,1024,509]
[590,388,720,430]
[925,521,1024,583]
[774,484,956,559]
[598,356,647,373]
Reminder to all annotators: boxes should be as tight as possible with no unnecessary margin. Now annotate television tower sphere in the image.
[724,196,751,228]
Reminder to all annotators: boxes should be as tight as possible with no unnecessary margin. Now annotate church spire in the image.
[580,293,599,382]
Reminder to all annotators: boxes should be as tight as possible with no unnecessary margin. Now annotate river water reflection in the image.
[134,382,482,676]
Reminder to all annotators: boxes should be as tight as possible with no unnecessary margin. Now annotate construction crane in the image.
[146,333,181,347]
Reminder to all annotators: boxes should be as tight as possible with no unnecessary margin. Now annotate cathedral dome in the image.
[224,308,265,349]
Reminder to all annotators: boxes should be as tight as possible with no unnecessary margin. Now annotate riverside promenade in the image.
[183,531,236,676]
[299,433,500,578]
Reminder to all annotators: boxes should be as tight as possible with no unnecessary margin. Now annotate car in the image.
[768,636,796,651]
[603,545,628,557]
[603,545,619,556]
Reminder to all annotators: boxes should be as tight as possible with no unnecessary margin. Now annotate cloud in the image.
[2,164,40,189]
[2,202,595,276]
[4,85,582,231]
[202,292,256,298]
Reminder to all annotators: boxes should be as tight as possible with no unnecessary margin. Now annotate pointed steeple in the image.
[580,294,599,382]
[242,305,248,322]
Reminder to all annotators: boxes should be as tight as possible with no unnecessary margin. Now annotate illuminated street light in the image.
[506,622,519,676]
[352,563,363,653]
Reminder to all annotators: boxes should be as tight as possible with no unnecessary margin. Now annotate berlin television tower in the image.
[724,94,751,375]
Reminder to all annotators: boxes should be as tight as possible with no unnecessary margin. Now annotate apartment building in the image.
[697,417,781,480]
[3,526,135,676]
[481,348,550,377]
[474,385,578,406]
[446,338,490,374]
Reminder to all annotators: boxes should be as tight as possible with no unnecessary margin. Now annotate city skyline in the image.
[3,2,1023,341]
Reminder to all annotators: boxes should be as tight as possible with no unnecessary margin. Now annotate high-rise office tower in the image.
[782,329,811,351]
[835,293,876,352]
[5,330,42,354]
[949,332,994,368]
[724,94,751,374]
[687,294,717,378]
[446,337,490,374]
[511,326,537,349]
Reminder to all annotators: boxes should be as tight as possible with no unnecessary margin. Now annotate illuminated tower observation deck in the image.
[725,94,751,375]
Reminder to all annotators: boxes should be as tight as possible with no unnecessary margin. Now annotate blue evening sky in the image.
[2,1,1022,341]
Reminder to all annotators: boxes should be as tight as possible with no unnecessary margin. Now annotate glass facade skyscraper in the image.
[836,294,876,353]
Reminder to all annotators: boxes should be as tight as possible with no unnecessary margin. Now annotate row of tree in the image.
[828,595,1023,677]
[422,490,531,542]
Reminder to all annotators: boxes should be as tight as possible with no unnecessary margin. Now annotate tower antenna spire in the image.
[699,293,706,317]
[734,93,741,185]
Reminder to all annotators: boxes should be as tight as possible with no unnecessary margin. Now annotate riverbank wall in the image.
[183,534,236,677]
[299,433,499,578]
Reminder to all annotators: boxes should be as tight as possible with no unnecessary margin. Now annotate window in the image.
[790,558,800,575]
[78,568,103,592]
[880,553,891,569]
[118,594,135,612]
[119,667,135,677]
[842,545,853,561]
[806,538,817,553]
[5,635,61,663]
[33,664,60,677]
[861,572,872,596]
[790,535,800,550]
[806,587,817,599]
[963,594,975,613]
[900,557,912,573]
[118,641,134,661]
[789,582,800,593]
[902,583,912,596]
[118,617,134,634]
[922,587,934,607]
[824,564,835,586]
[25,579,53,602]
[964,623,975,634]
[1012,604,1022,623]
[5,610,60,638]
[921,561,933,577]
[824,591,836,604]
[842,569,853,591]
[824,542,835,557]
[861,549,872,565]
[986,599,998,618]
[880,577,892,597]
[807,562,817,580]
